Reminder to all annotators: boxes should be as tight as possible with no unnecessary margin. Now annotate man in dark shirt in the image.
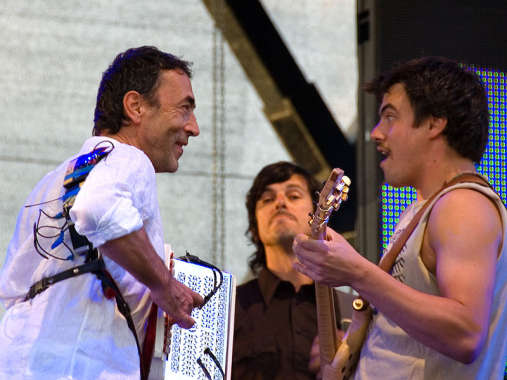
[232,162,342,380]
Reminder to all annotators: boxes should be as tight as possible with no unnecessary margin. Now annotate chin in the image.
[384,174,410,188]
[166,159,179,173]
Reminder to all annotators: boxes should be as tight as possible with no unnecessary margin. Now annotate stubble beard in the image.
[272,228,297,256]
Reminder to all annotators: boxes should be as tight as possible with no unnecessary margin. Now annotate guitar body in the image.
[323,307,372,380]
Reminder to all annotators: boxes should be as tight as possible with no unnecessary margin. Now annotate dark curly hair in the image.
[365,56,489,162]
[245,162,321,274]
[93,46,192,136]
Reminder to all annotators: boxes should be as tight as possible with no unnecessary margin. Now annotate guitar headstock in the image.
[309,168,351,239]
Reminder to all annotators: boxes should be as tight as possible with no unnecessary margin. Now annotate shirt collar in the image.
[258,268,281,306]
[257,267,315,306]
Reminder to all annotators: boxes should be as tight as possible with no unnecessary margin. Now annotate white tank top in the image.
[354,182,507,380]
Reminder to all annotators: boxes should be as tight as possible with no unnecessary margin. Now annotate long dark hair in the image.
[245,162,321,274]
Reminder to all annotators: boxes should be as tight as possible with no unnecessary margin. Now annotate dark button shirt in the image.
[232,268,341,380]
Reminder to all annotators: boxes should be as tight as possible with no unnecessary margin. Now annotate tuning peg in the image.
[341,193,349,201]
[342,176,351,186]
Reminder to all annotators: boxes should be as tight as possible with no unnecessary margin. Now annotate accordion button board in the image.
[152,258,236,380]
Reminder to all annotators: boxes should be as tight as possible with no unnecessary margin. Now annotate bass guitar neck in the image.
[308,168,350,373]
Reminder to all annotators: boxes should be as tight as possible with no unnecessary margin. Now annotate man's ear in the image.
[428,116,447,139]
[122,90,143,125]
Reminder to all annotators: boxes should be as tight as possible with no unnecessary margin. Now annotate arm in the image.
[294,189,501,363]
[99,227,203,329]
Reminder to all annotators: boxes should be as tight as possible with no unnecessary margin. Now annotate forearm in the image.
[98,227,203,328]
[99,226,171,293]
[353,259,484,363]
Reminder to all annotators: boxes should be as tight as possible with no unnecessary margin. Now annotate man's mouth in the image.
[175,144,183,157]
[175,141,187,157]
[269,211,296,225]
[377,146,390,161]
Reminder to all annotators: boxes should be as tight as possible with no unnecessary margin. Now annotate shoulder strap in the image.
[378,173,490,273]
[30,142,148,380]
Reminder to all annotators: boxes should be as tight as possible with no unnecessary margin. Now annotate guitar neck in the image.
[315,282,339,364]
[312,226,339,365]
[308,168,349,369]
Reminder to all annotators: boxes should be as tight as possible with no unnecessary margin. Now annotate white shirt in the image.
[0,136,164,379]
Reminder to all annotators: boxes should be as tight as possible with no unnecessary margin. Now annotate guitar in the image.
[309,168,372,380]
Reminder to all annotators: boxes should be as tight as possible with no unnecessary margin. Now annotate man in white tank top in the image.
[293,57,506,379]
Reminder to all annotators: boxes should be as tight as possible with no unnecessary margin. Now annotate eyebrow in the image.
[285,184,305,191]
[262,183,306,193]
[379,103,397,116]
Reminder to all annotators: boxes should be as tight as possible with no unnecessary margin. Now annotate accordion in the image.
[150,253,236,380]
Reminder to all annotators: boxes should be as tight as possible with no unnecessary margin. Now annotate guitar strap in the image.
[378,172,492,273]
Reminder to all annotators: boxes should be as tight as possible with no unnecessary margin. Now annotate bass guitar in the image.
[309,168,372,380]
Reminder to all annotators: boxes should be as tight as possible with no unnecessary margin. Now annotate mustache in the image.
[269,210,297,225]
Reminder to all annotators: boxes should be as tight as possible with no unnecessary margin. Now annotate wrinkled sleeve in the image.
[69,147,152,248]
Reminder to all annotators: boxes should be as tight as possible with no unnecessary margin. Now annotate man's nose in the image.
[186,113,200,137]
[370,122,383,142]
[275,193,287,208]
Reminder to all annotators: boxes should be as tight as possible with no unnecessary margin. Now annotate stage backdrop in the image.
[0,0,357,318]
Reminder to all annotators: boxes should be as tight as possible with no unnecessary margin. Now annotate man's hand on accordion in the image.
[99,227,204,330]
[151,275,204,329]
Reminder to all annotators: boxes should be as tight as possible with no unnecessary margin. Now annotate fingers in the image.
[293,239,328,269]
[294,235,330,254]
[308,334,320,374]
[191,289,205,308]
[293,260,316,280]
[293,261,306,276]
[154,278,202,330]
[169,251,175,274]
[325,226,341,241]
[174,284,202,328]
[166,315,176,326]
[294,233,309,245]
[169,296,196,329]
[174,313,195,329]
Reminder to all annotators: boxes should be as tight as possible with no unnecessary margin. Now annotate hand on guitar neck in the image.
[293,228,363,288]
[293,168,372,379]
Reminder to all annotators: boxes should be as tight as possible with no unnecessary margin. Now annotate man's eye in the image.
[288,194,301,200]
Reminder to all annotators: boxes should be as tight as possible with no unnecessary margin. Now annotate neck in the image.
[99,125,140,149]
[265,244,313,292]
[415,154,476,201]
